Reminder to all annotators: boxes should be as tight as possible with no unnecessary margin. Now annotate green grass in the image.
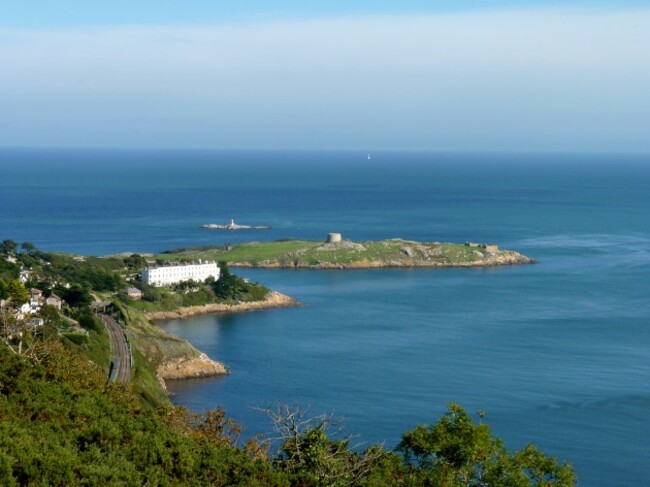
[62,327,111,375]
[158,239,319,264]
[130,346,169,408]
[157,239,492,267]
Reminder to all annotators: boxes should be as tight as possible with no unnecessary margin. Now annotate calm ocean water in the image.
[1,148,649,485]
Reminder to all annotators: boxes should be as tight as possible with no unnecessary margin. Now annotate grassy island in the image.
[159,238,534,269]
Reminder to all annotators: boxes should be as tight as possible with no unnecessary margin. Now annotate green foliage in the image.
[20,241,37,255]
[0,255,20,282]
[62,333,89,345]
[0,280,8,300]
[0,239,17,256]
[0,345,575,487]
[6,279,29,306]
[124,253,148,271]
[39,253,125,292]
[277,427,373,486]
[397,403,575,487]
[141,285,161,303]
[211,261,268,302]
[77,312,102,333]
[180,288,214,306]
[56,284,92,308]
[62,326,111,376]
[0,345,290,486]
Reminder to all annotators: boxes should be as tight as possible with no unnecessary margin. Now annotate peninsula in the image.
[0,240,296,406]
[159,234,534,269]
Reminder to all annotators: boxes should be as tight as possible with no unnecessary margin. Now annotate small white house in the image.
[29,289,44,313]
[19,270,30,284]
[17,301,31,318]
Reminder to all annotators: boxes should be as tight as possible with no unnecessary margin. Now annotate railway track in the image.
[100,314,132,382]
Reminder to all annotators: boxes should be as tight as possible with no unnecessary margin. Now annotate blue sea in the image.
[1,148,649,486]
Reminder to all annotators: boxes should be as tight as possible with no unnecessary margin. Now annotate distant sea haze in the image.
[2,148,650,486]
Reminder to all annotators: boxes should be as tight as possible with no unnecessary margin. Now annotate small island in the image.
[160,233,534,269]
[201,218,270,230]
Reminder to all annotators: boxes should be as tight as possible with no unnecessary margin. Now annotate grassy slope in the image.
[61,311,170,408]
[62,327,111,375]
[114,300,208,383]
[158,239,494,267]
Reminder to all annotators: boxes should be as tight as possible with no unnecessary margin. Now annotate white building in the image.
[141,261,220,287]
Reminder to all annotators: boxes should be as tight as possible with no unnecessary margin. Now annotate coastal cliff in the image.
[113,302,226,387]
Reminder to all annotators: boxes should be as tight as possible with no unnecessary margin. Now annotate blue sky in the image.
[2,1,650,151]
[3,1,650,27]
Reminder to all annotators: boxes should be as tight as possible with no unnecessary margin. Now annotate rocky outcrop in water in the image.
[158,352,228,380]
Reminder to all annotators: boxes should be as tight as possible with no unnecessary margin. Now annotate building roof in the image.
[143,260,218,270]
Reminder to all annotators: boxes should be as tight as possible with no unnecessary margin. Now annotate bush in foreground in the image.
[0,343,574,486]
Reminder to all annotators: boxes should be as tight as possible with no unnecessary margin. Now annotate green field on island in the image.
[157,239,531,268]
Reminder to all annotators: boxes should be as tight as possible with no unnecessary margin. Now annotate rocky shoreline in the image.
[227,251,535,269]
[140,291,296,384]
[146,290,297,321]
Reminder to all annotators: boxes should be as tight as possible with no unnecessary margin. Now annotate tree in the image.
[142,287,161,303]
[211,261,243,300]
[7,280,29,307]
[0,239,17,256]
[124,254,147,271]
[397,403,575,487]
[259,403,386,487]
[77,312,101,333]
[56,285,91,309]
[20,242,36,255]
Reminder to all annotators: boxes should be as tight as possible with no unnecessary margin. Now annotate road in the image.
[100,314,132,382]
